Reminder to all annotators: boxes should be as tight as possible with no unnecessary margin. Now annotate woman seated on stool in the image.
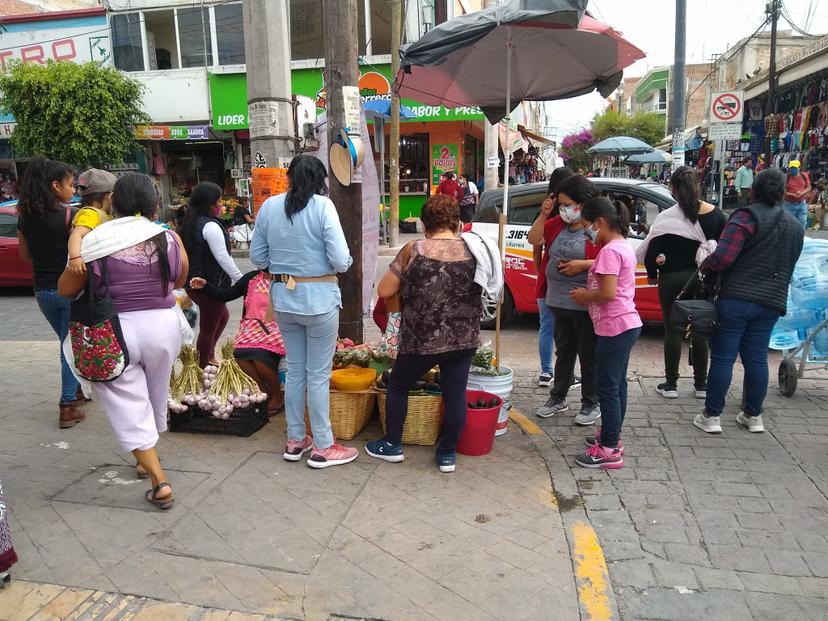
[190,270,285,415]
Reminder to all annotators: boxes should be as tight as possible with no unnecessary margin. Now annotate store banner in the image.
[431,144,459,185]
[134,125,210,141]
[208,65,485,131]
[251,168,288,214]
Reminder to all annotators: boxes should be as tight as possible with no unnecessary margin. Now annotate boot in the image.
[75,386,91,403]
[59,403,86,429]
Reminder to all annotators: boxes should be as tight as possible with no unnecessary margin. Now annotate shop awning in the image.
[518,125,556,147]
[499,122,529,154]
[657,125,706,151]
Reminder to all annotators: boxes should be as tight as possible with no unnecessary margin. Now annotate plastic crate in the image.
[168,403,268,437]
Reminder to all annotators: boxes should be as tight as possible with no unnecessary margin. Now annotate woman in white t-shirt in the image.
[178,182,243,366]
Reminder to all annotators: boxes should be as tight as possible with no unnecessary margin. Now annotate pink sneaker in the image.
[575,443,624,469]
[307,442,359,469]
[283,436,313,461]
[585,427,624,454]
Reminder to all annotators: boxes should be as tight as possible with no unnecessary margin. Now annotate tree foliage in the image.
[558,128,595,172]
[0,61,150,167]
[591,109,629,143]
[590,109,666,146]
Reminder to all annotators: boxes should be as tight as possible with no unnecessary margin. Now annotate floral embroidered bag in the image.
[69,258,130,382]
[380,242,414,359]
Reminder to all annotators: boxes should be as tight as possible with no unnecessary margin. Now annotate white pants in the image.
[93,308,181,453]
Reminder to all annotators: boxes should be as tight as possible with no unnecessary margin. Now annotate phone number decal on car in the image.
[506,229,528,240]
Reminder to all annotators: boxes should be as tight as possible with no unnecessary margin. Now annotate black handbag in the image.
[68,259,130,382]
[669,269,719,341]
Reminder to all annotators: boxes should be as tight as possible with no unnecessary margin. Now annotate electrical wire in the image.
[780,1,820,36]
[683,16,771,108]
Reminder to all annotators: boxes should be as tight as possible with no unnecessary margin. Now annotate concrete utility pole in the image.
[483,0,499,190]
[323,0,363,342]
[764,0,780,165]
[389,0,402,247]
[242,0,294,169]
[671,0,687,168]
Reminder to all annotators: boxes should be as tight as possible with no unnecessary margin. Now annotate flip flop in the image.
[145,482,175,510]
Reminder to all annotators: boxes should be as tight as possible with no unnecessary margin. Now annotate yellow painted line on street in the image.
[571,520,613,621]
[508,409,543,435]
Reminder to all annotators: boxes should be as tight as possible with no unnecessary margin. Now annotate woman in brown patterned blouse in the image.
[365,194,482,473]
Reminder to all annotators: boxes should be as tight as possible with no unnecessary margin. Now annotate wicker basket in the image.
[377,390,444,445]
[304,389,376,440]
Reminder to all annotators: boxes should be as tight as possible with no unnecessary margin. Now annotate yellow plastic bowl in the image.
[331,368,377,392]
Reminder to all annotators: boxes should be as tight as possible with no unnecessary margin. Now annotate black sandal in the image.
[145,482,175,510]
[136,464,149,480]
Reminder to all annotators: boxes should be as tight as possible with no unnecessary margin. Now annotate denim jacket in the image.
[250,193,352,316]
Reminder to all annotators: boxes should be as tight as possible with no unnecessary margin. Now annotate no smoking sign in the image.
[710,91,744,124]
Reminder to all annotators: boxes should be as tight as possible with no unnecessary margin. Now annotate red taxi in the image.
[0,200,33,287]
[470,178,676,328]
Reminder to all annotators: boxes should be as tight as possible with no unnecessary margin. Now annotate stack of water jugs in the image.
[769,238,828,355]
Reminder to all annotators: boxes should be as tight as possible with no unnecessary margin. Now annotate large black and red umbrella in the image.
[395,0,645,359]
[396,0,644,208]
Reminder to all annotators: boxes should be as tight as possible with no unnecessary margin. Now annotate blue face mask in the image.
[791,168,800,176]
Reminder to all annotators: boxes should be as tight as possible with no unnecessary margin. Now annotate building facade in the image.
[0,0,549,216]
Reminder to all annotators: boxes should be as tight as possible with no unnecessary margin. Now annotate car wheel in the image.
[480,288,515,330]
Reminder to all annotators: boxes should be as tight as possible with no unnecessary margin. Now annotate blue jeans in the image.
[783,200,807,228]
[537,298,555,374]
[35,289,79,404]
[277,308,339,450]
[705,298,780,417]
[597,327,640,448]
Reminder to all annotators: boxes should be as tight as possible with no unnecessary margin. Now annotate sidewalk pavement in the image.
[511,359,828,621]
[0,342,584,621]
[4,335,828,620]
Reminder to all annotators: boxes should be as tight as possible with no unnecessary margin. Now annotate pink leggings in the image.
[188,289,230,366]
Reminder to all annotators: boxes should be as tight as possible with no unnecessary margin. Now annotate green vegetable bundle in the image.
[472,346,494,370]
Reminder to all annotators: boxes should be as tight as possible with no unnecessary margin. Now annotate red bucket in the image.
[457,390,502,456]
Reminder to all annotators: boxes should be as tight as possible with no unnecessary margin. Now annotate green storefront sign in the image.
[209,65,484,131]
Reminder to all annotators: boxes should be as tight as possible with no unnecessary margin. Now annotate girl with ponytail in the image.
[569,197,642,469]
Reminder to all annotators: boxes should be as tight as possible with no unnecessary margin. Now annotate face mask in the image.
[584,224,599,245]
[791,168,800,176]
[560,204,581,224]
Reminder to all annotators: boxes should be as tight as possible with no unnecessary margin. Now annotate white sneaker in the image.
[736,411,764,433]
[538,372,553,388]
[693,413,722,434]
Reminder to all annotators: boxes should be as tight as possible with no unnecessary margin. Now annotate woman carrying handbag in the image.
[58,173,189,510]
[692,169,804,435]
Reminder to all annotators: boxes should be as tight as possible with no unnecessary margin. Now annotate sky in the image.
[544,0,828,140]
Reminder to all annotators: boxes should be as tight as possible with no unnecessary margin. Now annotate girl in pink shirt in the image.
[570,197,642,469]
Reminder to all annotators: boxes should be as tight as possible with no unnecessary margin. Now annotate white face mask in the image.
[560,204,582,224]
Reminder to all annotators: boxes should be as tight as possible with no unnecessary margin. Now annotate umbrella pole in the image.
[496,26,513,374]
[378,117,386,230]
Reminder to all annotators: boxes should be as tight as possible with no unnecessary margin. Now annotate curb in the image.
[512,404,621,621]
